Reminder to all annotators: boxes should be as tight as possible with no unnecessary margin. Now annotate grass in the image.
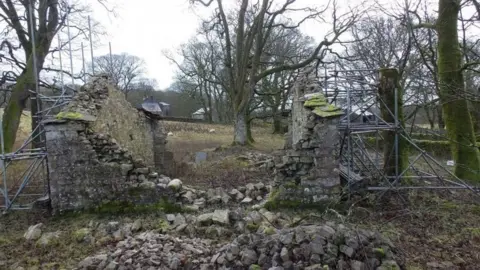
[162,120,283,188]
[0,109,47,208]
[351,190,480,269]
[164,120,284,161]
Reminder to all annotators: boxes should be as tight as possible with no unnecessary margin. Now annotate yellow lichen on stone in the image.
[303,92,343,118]
[56,111,84,120]
[304,94,328,108]
[312,106,344,118]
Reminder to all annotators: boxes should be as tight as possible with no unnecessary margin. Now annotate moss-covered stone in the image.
[246,222,260,232]
[72,228,91,243]
[373,247,386,258]
[56,111,84,120]
[304,93,328,107]
[156,219,170,232]
[302,92,343,118]
[92,198,184,215]
[249,265,262,270]
[264,226,276,235]
[312,106,344,118]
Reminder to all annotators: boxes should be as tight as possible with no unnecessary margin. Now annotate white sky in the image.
[85,0,358,89]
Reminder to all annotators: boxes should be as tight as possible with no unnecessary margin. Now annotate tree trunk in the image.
[247,117,254,143]
[233,105,248,145]
[30,89,43,150]
[437,0,480,182]
[437,104,445,129]
[378,68,409,180]
[1,59,36,153]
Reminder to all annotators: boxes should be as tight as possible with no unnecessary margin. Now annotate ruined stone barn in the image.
[44,75,175,212]
[271,68,346,207]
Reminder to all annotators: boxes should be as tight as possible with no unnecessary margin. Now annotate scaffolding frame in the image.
[320,67,480,200]
[0,3,89,213]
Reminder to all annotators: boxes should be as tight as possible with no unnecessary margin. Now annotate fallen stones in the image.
[212,209,231,225]
[211,223,402,269]
[76,219,402,269]
[167,178,183,190]
[24,223,43,241]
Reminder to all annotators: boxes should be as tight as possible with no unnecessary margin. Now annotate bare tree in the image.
[0,0,110,152]
[89,53,146,97]
[189,0,362,145]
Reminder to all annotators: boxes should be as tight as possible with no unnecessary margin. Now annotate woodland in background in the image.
[2,0,480,182]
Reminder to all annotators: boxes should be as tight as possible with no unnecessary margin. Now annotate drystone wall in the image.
[271,67,344,207]
[44,75,173,213]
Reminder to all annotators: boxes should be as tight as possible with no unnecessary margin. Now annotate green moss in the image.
[264,227,276,235]
[264,188,343,212]
[249,265,262,270]
[373,247,386,258]
[0,236,11,245]
[283,181,298,189]
[440,201,458,210]
[304,94,328,107]
[312,106,344,118]
[92,198,184,215]
[56,111,84,120]
[72,228,91,242]
[156,219,170,232]
[472,205,480,215]
[463,227,480,238]
[246,222,260,232]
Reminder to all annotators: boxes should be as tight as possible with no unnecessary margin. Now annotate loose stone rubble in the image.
[75,221,402,270]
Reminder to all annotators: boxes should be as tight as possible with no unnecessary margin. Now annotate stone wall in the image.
[56,76,164,167]
[269,68,344,207]
[44,76,173,212]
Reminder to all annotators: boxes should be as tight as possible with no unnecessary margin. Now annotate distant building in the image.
[159,102,171,116]
[192,108,207,120]
[136,96,171,117]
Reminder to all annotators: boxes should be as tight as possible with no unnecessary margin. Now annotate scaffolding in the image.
[0,3,86,212]
[320,67,480,200]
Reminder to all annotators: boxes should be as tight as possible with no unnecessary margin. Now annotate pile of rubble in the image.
[76,222,402,270]
[177,182,271,211]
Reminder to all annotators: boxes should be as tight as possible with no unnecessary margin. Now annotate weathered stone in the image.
[318,225,336,239]
[351,260,365,270]
[212,209,231,225]
[310,242,324,255]
[167,179,182,190]
[78,254,108,269]
[280,232,294,246]
[173,214,186,227]
[241,248,258,265]
[197,213,213,226]
[24,223,43,241]
[131,219,142,232]
[120,163,133,176]
[36,231,61,247]
[280,247,290,262]
[138,181,156,189]
[241,197,253,204]
[166,214,176,223]
[377,260,400,270]
[340,245,354,257]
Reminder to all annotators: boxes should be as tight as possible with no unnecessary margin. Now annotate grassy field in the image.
[162,120,284,188]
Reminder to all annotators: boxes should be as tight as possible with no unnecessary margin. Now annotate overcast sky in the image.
[85,0,359,89]
[2,0,446,90]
